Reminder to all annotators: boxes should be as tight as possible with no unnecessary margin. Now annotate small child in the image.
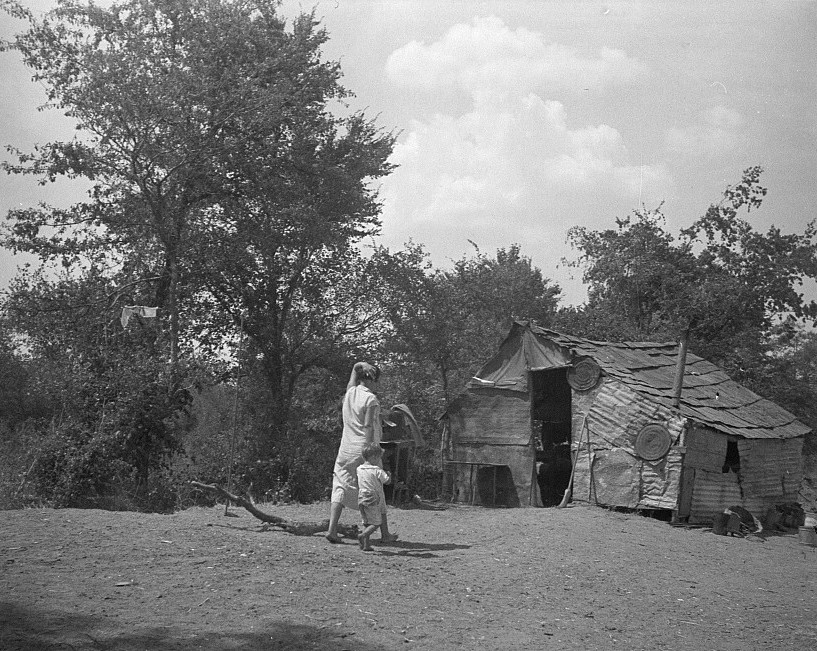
[356,443,391,551]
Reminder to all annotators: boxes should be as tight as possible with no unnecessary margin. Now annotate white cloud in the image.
[376,15,672,305]
[666,105,746,159]
[380,91,672,273]
[386,92,670,215]
[385,15,648,96]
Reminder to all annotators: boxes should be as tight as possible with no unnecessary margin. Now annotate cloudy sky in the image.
[2,1,815,305]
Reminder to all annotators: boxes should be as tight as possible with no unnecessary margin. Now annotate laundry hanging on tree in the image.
[120,306,158,328]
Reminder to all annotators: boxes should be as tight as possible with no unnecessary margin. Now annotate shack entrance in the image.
[531,368,573,506]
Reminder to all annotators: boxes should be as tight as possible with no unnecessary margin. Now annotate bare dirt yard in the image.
[2,501,816,651]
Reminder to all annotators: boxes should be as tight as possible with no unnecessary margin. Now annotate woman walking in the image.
[326,362,398,544]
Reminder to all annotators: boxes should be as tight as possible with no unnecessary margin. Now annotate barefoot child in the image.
[356,443,391,551]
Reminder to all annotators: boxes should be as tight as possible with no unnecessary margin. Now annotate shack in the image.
[441,321,810,522]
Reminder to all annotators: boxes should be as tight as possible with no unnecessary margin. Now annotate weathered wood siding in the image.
[447,388,536,505]
[448,443,537,507]
[447,388,531,445]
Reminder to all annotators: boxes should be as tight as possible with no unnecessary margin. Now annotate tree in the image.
[562,167,817,369]
[562,206,697,340]
[2,0,395,457]
[384,243,561,404]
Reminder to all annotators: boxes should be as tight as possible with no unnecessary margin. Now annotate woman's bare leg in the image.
[326,502,344,542]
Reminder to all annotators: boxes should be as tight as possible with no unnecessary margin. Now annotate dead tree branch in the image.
[190,481,357,537]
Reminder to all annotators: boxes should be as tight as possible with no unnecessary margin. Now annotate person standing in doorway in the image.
[325,361,398,544]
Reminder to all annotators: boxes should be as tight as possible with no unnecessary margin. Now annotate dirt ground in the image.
[1,501,816,651]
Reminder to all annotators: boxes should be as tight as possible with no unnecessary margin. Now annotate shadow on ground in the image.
[374,540,471,558]
[0,602,388,651]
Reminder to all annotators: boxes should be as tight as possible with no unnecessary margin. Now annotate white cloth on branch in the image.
[121,305,158,328]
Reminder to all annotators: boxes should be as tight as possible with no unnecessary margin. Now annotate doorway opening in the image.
[531,368,573,506]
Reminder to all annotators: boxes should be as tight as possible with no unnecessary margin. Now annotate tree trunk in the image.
[168,251,179,385]
[259,343,289,458]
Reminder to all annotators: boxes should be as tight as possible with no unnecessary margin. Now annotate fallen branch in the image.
[190,481,357,537]
[191,480,286,524]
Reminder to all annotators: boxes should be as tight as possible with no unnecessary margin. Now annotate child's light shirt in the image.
[356,462,389,507]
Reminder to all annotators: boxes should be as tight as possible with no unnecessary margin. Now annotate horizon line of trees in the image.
[1,0,815,511]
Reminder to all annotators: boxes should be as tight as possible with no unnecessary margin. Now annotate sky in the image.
[1,0,816,305]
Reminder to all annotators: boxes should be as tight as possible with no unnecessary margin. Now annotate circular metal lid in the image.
[567,357,601,391]
[635,424,672,460]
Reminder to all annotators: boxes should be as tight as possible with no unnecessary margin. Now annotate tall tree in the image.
[2,0,395,454]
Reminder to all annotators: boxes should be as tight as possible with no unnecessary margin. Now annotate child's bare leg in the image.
[358,507,378,550]
[358,524,378,551]
[379,513,398,543]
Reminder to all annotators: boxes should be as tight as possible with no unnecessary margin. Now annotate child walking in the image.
[356,443,391,551]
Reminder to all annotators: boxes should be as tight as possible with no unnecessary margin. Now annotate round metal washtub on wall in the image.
[635,424,672,460]
[567,357,601,391]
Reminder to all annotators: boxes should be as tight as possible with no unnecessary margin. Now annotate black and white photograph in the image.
[1,1,815,649]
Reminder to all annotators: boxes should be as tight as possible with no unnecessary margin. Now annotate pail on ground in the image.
[798,526,817,546]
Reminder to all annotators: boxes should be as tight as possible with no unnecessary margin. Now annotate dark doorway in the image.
[531,369,573,506]
[475,465,519,507]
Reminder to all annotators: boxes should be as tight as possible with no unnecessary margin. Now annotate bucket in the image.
[798,526,817,547]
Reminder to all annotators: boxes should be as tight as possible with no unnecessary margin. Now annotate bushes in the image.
[237,443,335,504]
[20,418,180,512]
[410,446,443,501]
[0,358,445,511]
[0,420,43,509]
[3,352,193,511]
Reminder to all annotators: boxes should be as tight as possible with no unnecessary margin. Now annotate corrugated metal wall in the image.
[571,377,685,510]
[685,425,804,523]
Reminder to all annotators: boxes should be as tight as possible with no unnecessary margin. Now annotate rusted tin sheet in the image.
[737,437,803,513]
[572,446,682,509]
[576,448,639,507]
[580,378,683,452]
[684,426,727,473]
[641,448,683,509]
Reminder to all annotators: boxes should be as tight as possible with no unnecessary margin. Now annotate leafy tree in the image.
[562,206,696,340]
[2,0,395,458]
[384,243,561,405]
[0,266,193,509]
[562,167,817,370]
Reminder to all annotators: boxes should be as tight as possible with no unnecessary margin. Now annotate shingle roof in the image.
[528,323,810,440]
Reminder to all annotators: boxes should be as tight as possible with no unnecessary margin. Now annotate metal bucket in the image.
[798,526,817,547]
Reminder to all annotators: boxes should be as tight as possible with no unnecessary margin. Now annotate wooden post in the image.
[672,327,690,409]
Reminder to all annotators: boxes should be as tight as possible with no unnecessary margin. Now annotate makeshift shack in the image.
[441,322,810,522]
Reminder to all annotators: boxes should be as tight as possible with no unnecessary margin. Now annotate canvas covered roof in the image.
[468,321,811,441]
